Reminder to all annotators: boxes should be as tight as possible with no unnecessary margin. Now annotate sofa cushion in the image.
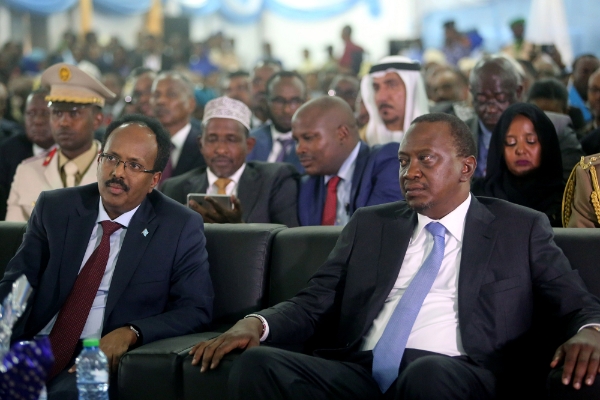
[268,226,343,306]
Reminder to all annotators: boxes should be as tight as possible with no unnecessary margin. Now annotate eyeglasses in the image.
[98,153,157,174]
[268,97,304,109]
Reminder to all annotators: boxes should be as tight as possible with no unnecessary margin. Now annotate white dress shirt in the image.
[323,142,361,226]
[170,122,192,169]
[267,125,293,163]
[205,163,246,196]
[360,194,472,356]
[32,144,49,157]
[39,199,140,339]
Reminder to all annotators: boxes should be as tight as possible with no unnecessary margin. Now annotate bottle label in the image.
[92,369,109,382]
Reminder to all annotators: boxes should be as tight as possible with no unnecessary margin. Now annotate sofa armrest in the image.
[119,332,221,400]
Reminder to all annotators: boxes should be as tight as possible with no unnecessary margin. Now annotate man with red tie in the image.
[293,96,402,226]
[0,114,213,400]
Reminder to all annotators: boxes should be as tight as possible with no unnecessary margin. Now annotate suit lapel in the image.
[174,129,196,176]
[350,205,416,342]
[186,169,209,194]
[104,195,157,321]
[58,188,99,303]
[237,164,260,222]
[349,142,369,213]
[457,196,498,328]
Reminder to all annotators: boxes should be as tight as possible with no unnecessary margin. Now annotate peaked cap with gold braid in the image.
[41,63,116,107]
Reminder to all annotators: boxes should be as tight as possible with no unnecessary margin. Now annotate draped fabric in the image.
[3,0,380,21]
[93,0,152,15]
[178,0,380,22]
[3,0,78,15]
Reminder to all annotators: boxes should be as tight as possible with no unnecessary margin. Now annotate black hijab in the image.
[479,103,564,224]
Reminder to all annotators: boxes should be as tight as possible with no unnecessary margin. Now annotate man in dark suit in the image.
[162,96,299,226]
[292,96,401,226]
[191,113,600,399]
[150,71,205,182]
[0,114,213,400]
[0,89,55,220]
[246,71,306,173]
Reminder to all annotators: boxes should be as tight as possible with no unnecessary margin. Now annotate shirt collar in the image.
[98,198,140,227]
[171,123,192,150]
[270,124,292,140]
[207,163,246,188]
[325,141,361,184]
[58,141,100,172]
[412,194,472,243]
[478,120,493,138]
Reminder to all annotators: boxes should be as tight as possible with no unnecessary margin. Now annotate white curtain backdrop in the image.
[526,0,573,66]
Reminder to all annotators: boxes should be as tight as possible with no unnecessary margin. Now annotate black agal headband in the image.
[369,62,421,74]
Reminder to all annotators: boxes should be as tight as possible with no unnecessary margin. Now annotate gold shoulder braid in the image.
[563,156,600,226]
[561,158,579,227]
[589,157,600,224]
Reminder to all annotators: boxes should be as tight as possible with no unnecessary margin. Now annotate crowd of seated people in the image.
[0,16,600,400]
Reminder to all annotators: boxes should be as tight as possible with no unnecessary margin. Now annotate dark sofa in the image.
[0,222,599,399]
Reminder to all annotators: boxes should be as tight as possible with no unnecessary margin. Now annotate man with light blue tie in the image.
[190,113,600,399]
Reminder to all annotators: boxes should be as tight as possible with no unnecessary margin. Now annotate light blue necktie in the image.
[372,222,447,393]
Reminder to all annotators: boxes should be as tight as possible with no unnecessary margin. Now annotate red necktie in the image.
[159,144,176,185]
[321,176,341,226]
[47,220,122,380]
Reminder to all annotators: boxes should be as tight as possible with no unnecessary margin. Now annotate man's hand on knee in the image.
[551,327,600,389]
[189,317,263,373]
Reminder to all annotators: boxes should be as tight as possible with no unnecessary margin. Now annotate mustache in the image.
[378,103,394,111]
[105,177,130,192]
[210,156,232,163]
[55,129,76,136]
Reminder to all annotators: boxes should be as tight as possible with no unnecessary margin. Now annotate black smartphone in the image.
[186,193,233,210]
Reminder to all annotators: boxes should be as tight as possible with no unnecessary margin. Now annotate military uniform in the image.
[563,154,600,228]
[4,62,114,222]
[6,142,100,221]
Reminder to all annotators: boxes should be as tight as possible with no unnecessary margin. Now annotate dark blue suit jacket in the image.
[298,141,402,226]
[173,118,206,177]
[0,184,213,345]
[246,123,304,173]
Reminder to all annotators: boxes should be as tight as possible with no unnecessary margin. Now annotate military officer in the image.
[6,63,115,221]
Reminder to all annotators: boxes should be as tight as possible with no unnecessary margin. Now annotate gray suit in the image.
[161,161,300,227]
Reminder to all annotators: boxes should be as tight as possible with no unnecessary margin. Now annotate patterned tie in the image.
[47,221,123,381]
[63,162,78,188]
[275,138,294,162]
[372,222,447,393]
[321,176,341,225]
[214,178,232,195]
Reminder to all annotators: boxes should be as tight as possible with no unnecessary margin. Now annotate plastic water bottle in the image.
[38,384,47,400]
[76,338,109,400]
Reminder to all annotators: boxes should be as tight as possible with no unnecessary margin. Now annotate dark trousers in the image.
[47,341,118,400]
[228,347,496,400]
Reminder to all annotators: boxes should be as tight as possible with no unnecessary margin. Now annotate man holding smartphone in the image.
[161,96,300,226]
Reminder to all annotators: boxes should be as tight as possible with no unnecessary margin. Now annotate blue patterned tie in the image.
[372,222,447,393]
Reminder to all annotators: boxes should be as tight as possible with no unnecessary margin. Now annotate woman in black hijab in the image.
[473,103,564,226]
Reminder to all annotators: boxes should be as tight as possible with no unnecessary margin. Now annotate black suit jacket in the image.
[0,184,214,345]
[0,133,35,220]
[172,118,206,177]
[259,196,600,377]
[161,161,300,227]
